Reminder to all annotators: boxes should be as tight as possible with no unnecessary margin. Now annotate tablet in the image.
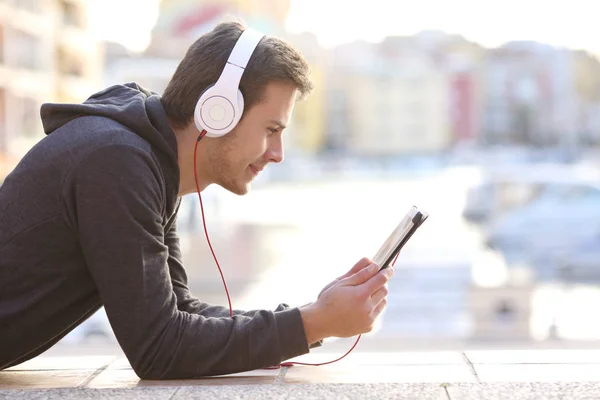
[372,206,429,271]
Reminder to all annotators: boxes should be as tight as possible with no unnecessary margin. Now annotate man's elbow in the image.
[132,361,211,380]
[129,354,205,380]
[127,351,179,380]
[130,360,167,380]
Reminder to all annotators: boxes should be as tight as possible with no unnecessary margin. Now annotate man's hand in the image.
[317,257,373,299]
[300,258,393,344]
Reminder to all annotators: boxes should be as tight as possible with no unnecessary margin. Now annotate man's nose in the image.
[266,138,284,164]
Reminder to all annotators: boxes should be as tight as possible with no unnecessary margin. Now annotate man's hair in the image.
[162,20,314,129]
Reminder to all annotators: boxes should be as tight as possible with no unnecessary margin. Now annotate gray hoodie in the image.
[0,83,312,378]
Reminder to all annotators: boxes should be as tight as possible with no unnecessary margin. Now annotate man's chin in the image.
[219,181,250,196]
[233,185,250,196]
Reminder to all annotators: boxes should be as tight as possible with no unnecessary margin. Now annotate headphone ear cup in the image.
[194,85,233,137]
[194,85,246,138]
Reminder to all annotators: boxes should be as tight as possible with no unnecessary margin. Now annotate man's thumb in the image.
[342,262,379,286]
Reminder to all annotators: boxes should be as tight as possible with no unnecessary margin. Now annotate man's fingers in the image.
[372,296,388,318]
[371,284,388,306]
[339,257,372,280]
[342,262,379,286]
[361,267,394,295]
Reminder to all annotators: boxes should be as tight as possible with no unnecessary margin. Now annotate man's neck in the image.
[172,123,212,197]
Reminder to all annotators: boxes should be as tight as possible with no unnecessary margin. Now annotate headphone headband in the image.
[226,28,264,70]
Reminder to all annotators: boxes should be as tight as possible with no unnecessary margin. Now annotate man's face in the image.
[206,81,297,195]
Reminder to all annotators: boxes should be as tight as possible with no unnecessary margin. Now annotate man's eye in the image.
[268,128,278,135]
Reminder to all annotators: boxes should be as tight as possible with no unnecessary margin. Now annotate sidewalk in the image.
[2,350,600,399]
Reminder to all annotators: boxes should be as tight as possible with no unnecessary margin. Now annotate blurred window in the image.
[0,25,4,64]
[60,0,84,28]
[14,0,40,13]
[13,29,40,69]
[57,48,83,76]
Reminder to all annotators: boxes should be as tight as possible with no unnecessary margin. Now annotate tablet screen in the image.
[372,206,428,270]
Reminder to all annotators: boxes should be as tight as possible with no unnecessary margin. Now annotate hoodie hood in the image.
[40,82,180,212]
[41,82,178,163]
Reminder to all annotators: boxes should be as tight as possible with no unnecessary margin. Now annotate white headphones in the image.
[193,27,265,138]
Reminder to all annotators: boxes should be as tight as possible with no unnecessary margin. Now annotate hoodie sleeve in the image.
[164,215,293,318]
[64,144,311,379]
[165,219,322,348]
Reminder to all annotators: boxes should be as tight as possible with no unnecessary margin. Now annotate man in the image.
[0,21,393,379]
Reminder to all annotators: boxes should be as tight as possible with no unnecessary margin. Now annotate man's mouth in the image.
[249,165,262,176]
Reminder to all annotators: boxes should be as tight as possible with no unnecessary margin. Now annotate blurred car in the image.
[462,164,595,224]
[528,233,600,283]
[462,181,495,222]
[484,182,600,257]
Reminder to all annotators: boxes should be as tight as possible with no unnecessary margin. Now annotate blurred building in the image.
[0,0,103,178]
[379,32,486,150]
[326,40,452,157]
[481,42,580,148]
[571,50,600,145]
[324,41,374,154]
[323,31,490,157]
[280,31,328,155]
[446,58,483,148]
[419,31,486,148]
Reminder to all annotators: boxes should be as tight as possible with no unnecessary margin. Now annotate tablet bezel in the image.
[374,207,429,271]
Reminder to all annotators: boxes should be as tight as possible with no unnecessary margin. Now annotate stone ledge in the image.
[3,383,600,400]
[2,350,600,399]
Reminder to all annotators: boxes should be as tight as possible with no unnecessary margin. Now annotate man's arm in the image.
[164,214,289,318]
[65,144,311,379]
[164,203,323,348]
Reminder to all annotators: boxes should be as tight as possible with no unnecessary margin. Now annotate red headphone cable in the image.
[193,130,233,317]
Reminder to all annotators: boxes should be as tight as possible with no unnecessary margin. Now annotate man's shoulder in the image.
[63,138,166,204]
[46,115,158,173]
[70,115,153,153]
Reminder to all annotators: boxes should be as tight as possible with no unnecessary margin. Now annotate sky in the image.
[87,0,160,52]
[87,0,599,55]
[285,0,599,53]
